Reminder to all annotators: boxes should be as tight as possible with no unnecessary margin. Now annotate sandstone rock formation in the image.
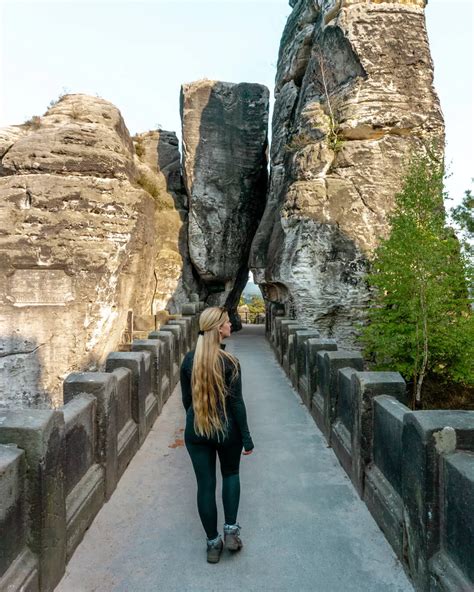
[0,95,161,408]
[250,0,444,346]
[180,80,269,327]
[133,129,198,313]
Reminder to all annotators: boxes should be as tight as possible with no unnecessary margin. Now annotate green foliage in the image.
[326,115,344,153]
[451,188,474,234]
[247,295,265,315]
[360,150,474,405]
[450,187,474,292]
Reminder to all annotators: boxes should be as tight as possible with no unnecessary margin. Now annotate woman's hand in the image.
[242,449,253,455]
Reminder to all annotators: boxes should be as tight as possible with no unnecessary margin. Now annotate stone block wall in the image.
[0,305,200,592]
[266,302,474,592]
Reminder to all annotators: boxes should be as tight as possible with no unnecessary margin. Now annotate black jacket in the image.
[180,348,254,451]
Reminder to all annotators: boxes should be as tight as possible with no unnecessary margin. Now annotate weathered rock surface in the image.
[133,130,198,313]
[180,80,269,326]
[0,95,160,408]
[251,0,444,346]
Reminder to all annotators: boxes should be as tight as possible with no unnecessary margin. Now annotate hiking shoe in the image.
[206,536,223,563]
[224,523,243,551]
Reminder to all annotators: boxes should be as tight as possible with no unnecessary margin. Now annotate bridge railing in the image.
[0,300,203,592]
[239,311,265,325]
[266,301,474,592]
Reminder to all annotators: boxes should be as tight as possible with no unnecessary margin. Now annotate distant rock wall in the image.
[133,129,198,314]
[250,0,444,346]
[0,94,186,408]
[180,80,269,326]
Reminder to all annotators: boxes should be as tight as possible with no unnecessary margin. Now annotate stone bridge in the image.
[1,2,470,591]
[1,307,473,592]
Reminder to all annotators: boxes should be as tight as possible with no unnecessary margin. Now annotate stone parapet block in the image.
[272,316,292,355]
[350,371,406,497]
[363,395,410,561]
[0,548,39,592]
[330,367,356,477]
[62,394,105,561]
[0,444,37,589]
[109,368,138,479]
[285,325,308,376]
[62,394,98,497]
[429,450,474,590]
[182,302,198,315]
[159,325,183,368]
[64,372,118,500]
[314,350,364,438]
[0,409,66,592]
[181,308,200,346]
[402,411,474,592]
[267,302,285,339]
[148,330,175,397]
[293,329,320,394]
[132,339,163,416]
[281,323,306,373]
[305,338,338,411]
[105,353,149,445]
[169,318,191,352]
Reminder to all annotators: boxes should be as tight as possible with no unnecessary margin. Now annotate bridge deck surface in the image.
[56,325,412,592]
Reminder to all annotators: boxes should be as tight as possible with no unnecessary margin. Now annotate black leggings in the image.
[185,431,242,540]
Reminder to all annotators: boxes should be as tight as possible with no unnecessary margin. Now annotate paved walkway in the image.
[56,325,413,592]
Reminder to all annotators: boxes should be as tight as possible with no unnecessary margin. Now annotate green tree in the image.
[361,150,473,406]
[450,187,473,292]
[247,295,265,315]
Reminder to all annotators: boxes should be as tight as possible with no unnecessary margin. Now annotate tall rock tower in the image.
[250,0,444,346]
[181,80,269,327]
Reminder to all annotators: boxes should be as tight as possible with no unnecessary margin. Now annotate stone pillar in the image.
[132,339,163,416]
[148,330,175,398]
[363,395,410,561]
[315,350,364,438]
[350,371,407,497]
[430,451,474,591]
[293,329,320,393]
[402,411,474,592]
[105,352,149,445]
[0,443,39,591]
[0,410,66,592]
[305,338,337,410]
[64,372,118,500]
[159,325,183,367]
[180,80,269,322]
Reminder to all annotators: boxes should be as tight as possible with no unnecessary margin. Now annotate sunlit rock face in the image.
[0,94,159,408]
[133,129,199,314]
[180,80,269,327]
[251,0,444,346]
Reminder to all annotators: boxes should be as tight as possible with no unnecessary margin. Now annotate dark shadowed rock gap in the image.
[180,80,269,329]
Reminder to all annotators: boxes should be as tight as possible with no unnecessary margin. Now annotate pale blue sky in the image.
[0,0,472,205]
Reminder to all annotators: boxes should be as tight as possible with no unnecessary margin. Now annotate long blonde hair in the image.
[192,306,238,439]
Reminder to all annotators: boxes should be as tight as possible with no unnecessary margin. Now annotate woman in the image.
[180,306,254,563]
